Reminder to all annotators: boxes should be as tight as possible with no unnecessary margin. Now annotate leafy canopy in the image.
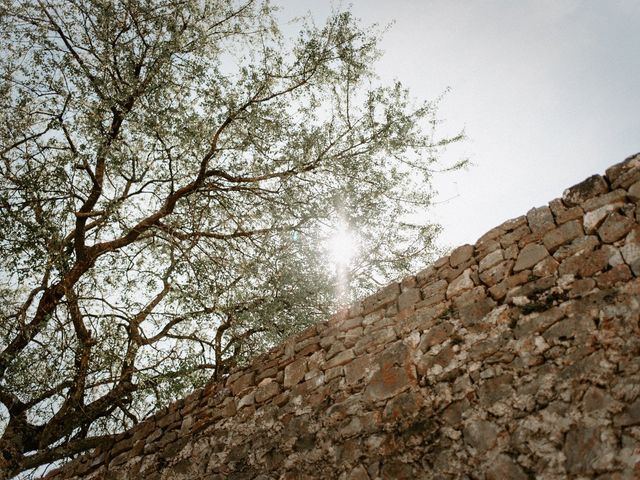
[0,0,463,476]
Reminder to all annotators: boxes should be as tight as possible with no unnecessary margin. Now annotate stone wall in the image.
[46,154,640,479]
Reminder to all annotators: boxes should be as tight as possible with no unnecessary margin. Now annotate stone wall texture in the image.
[46,154,640,479]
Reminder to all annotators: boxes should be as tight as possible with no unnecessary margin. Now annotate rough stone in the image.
[449,244,474,267]
[598,211,635,243]
[527,205,555,233]
[446,268,474,298]
[621,227,640,275]
[543,219,583,251]
[478,249,504,272]
[583,201,624,233]
[284,358,307,387]
[463,419,499,452]
[562,174,609,206]
[485,454,528,480]
[46,159,640,480]
[479,260,514,287]
[582,188,627,212]
[397,287,421,312]
[514,243,550,272]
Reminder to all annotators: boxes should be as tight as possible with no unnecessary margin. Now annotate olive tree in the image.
[0,0,463,476]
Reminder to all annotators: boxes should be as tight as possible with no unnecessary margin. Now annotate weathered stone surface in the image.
[463,419,499,452]
[47,159,640,480]
[419,321,454,351]
[446,268,474,298]
[609,154,640,188]
[284,358,307,387]
[478,249,503,272]
[583,201,624,233]
[564,426,603,475]
[562,174,609,206]
[527,205,555,234]
[479,259,514,287]
[324,348,355,369]
[361,282,399,315]
[598,211,635,243]
[449,244,474,267]
[514,243,550,271]
[582,188,627,212]
[397,287,420,311]
[621,227,640,275]
[485,454,528,480]
[543,219,583,251]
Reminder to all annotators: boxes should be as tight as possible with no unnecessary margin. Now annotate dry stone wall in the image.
[47,154,640,479]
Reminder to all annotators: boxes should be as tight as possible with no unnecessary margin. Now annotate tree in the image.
[0,0,464,476]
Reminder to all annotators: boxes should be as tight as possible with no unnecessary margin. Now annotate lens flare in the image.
[327,222,358,267]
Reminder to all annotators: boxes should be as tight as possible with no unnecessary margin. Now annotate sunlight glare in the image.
[327,221,358,268]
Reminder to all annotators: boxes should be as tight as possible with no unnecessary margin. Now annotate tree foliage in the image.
[0,0,463,476]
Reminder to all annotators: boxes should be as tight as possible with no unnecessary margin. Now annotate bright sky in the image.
[279,0,640,251]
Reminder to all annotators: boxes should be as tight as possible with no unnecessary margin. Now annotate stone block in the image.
[419,321,454,352]
[457,297,496,326]
[500,224,531,247]
[228,372,255,396]
[499,215,527,231]
[514,243,550,271]
[527,205,555,233]
[608,153,640,188]
[532,256,559,277]
[628,180,640,201]
[583,201,623,233]
[397,287,421,311]
[344,353,375,385]
[598,211,634,243]
[463,419,499,452]
[446,268,474,298]
[582,188,627,212]
[364,361,413,402]
[284,358,307,387]
[255,378,281,403]
[485,455,528,480]
[361,282,400,315]
[562,174,609,206]
[543,220,583,251]
[479,259,514,287]
[324,348,355,370]
[478,374,514,406]
[621,227,640,275]
[478,249,504,272]
[449,244,474,267]
[564,426,603,475]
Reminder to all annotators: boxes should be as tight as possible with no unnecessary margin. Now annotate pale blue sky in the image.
[278,0,640,249]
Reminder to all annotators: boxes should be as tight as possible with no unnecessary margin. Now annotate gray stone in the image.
[621,227,640,275]
[527,205,555,234]
[514,243,550,272]
[446,268,474,298]
[463,419,499,452]
[479,249,504,272]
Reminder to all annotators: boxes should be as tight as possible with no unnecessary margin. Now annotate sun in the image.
[326,221,358,268]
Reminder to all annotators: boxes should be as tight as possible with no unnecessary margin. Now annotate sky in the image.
[278,0,640,250]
